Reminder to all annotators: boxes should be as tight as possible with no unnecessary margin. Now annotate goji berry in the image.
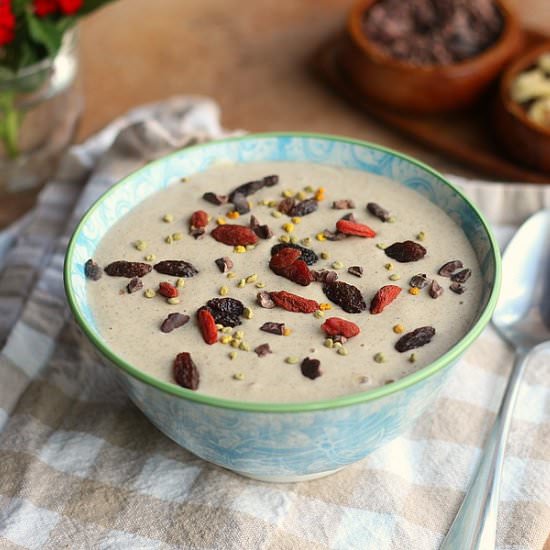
[269,247,301,270]
[158,282,179,298]
[336,219,377,238]
[197,308,218,345]
[321,317,361,338]
[211,224,259,246]
[269,291,319,313]
[173,352,199,390]
[190,210,209,229]
[370,285,402,314]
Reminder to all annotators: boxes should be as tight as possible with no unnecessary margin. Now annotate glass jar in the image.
[0,29,82,192]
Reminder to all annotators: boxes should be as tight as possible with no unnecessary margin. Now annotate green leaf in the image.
[0,67,15,80]
[26,12,64,57]
[78,0,117,16]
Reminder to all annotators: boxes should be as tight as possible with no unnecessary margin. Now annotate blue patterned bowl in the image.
[64,133,501,482]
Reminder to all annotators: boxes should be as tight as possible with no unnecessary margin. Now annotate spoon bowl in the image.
[493,209,550,349]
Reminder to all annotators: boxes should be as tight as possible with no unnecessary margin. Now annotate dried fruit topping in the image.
[270,290,320,313]
[438,260,464,277]
[409,273,430,288]
[289,198,318,217]
[278,197,296,215]
[105,261,152,278]
[336,219,377,238]
[269,247,301,269]
[206,297,245,327]
[154,260,199,277]
[321,317,361,338]
[215,256,234,273]
[197,308,218,345]
[323,281,367,313]
[127,277,143,294]
[384,241,427,262]
[228,174,278,202]
[451,268,472,283]
[231,192,250,215]
[84,259,102,281]
[270,243,318,265]
[250,215,273,239]
[173,352,199,390]
[395,326,435,352]
[260,322,286,335]
[300,357,322,380]
[332,199,356,210]
[254,343,272,357]
[450,282,466,294]
[347,266,363,278]
[190,210,209,229]
[203,192,228,205]
[158,282,179,299]
[161,313,190,333]
[311,269,339,283]
[257,291,275,309]
[211,224,258,246]
[429,279,444,299]
[367,202,390,222]
[370,285,402,314]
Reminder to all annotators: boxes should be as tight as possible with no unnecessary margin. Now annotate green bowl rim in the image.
[64,131,502,413]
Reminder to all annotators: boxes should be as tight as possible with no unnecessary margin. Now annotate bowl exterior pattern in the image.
[67,134,496,478]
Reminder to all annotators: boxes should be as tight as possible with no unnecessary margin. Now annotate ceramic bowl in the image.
[64,133,501,482]
[494,41,550,174]
[342,0,523,114]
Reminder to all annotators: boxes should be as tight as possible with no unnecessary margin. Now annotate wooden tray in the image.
[311,30,550,183]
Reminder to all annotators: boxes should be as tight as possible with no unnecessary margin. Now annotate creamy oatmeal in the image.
[86,161,482,403]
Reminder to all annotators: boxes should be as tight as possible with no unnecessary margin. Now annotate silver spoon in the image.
[440,209,550,550]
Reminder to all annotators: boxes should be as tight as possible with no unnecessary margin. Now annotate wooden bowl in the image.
[493,41,550,175]
[341,0,524,114]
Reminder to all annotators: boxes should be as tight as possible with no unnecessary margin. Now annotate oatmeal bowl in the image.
[64,133,500,482]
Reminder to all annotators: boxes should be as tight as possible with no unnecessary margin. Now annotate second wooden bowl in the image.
[341,0,524,114]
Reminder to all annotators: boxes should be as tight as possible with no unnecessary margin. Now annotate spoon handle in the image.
[439,349,530,550]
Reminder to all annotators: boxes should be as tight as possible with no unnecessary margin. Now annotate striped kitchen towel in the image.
[0,96,548,550]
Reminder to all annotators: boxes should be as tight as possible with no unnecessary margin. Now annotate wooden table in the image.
[1,0,549,227]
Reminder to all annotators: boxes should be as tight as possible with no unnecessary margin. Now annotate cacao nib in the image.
[300,357,322,380]
[126,277,143,294]
[105,261,152,278]
[340,212,356,222]
[451,268,472,283]
[450,282,466,294]
[250,215,272,239]
[332,199,356,210]
[202,192,228,205]
[270,243,318,265]
[260,322,285,335]
[323,229,348,241]
[278,197,295,214]
[190,228,205,240]
[311,269,338,283]
[323,280,367,313]
[173,352,199,390]
[367,202,390,222]
[289,198,318,217]
[84,259,102,281]
[438,260,464,277]
[429,279,443,299]
[254,343,272,357]
[231,192,250,214]
[161,313,190,333]
[257,291,275,309]
[332,335,348,344]
[409,273,430,288]
[347,266,363,278]
[215,256,234,273]
[154,260,199,277]
[384,241,427,262]
[395,326,436,352]
[228,174,278,201]
[205,297,244,327]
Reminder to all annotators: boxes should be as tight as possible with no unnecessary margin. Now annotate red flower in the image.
[0,0,15,46]
[58,0,83,14]
[34,0,57,16]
